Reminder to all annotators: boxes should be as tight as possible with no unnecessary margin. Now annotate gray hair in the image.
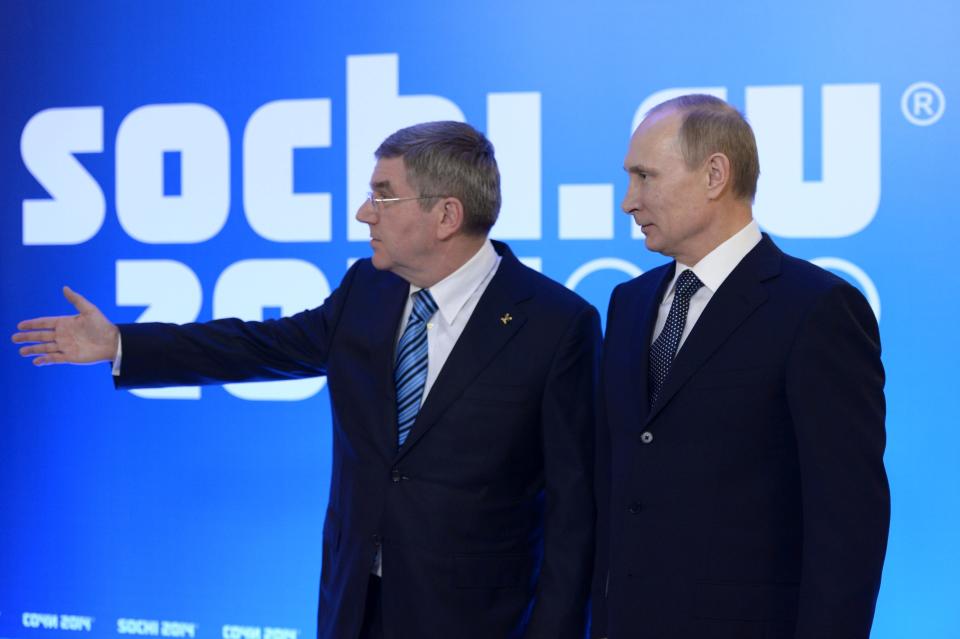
[375,121,501,235]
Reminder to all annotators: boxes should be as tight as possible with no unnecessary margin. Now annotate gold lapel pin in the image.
[500,313,513,325]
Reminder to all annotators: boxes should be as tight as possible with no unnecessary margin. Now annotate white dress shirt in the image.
[651,220,762,351]
[396,239,501,400]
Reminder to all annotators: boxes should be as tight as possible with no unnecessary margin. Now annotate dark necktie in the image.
[648,269,703,407]
[395,289,438,447]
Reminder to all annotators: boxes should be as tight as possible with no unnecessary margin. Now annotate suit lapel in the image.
[368,272,409,456]
[625,265,674,419]
[646,236,782,425]
[394,243,532,461]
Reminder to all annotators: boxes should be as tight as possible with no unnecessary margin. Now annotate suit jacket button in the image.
[391,468,401,482]
[627,502,642,514]
[640,431,654,444]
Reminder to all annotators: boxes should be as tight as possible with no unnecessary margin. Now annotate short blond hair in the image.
[649,94,760,201]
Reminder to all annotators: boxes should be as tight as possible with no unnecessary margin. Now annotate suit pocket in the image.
[453,553,532,589]
[693,581,799,622]
[460,382,530,404]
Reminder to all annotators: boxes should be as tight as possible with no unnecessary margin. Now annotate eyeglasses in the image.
[366,192,446,212]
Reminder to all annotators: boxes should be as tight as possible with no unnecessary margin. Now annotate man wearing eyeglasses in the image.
[13,121,600,639]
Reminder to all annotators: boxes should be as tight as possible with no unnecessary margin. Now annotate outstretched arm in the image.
[11,286,119,366]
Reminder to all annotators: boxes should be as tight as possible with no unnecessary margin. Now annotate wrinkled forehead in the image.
[369,156,412,191]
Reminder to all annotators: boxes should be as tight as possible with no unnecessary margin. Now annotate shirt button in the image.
[640,431,654,444]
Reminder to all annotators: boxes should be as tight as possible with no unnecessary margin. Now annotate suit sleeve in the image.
[787,282,890,638]
[525,304,602,639]
[115,260,360,389]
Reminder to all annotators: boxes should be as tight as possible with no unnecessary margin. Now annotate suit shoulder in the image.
[771,251,877,328]
[514,261,594,314]
[342,257,404,288]
[612,261,672,299]
[777,251,859,298]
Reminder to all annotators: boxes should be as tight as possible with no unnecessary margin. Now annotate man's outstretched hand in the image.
[12,286,119,366]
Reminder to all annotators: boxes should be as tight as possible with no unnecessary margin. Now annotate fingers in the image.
[15,317,62,332]
[63,286,96,314]
[33,352,68,366]
[18,342,60,357]
[11,330,56,344]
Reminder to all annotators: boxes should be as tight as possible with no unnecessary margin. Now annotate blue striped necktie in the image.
[648,269,703,407]
[395,289,438,447]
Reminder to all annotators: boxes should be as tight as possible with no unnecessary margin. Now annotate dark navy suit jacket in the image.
[116,241,600,639]
[592,236,889,639]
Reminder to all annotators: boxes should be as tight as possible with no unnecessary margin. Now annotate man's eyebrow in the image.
[370,179,394,193]
[624,164,654,175]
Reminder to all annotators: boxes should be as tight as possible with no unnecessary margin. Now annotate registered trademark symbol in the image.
[901,81,945,126]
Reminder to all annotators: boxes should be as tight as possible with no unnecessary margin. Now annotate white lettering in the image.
[749,83,881,238]
[20,107,105,245]
[118,618,160,635]
[912,90,935,116]
[161,620,197,638]
[243,99,332,242]
[558,184,614,240]
[487,92,542,239]
[116,103,230,243]
[263,628,298,639]
[23,612,59,629]
[60,615,93,631]
[222,625,261,639]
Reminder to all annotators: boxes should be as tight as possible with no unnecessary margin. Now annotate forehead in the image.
[624,109,684,165]
[369,156,411,192]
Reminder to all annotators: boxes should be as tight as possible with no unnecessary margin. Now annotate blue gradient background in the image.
[1,1,957,637]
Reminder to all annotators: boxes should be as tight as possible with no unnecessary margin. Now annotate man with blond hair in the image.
[592,95,889,638]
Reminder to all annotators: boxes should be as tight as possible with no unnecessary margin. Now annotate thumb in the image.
[63,286,96,315]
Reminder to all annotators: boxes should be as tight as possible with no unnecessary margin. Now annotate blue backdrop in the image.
[1,1,956,637]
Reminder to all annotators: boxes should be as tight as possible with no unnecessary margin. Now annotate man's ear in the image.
[436,197,465,240]
[705,152,731,200]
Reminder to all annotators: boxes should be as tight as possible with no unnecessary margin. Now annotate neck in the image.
[413,234,488,288]
[678,204,753,266]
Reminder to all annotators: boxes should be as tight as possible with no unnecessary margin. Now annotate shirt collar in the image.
[410,239,498,326]
[668,219,762,295]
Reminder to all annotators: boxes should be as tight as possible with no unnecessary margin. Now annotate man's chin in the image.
[370,252,390,271]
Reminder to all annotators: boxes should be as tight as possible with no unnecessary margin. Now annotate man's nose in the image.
[356,199,376,224]
[621,186,641,214]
